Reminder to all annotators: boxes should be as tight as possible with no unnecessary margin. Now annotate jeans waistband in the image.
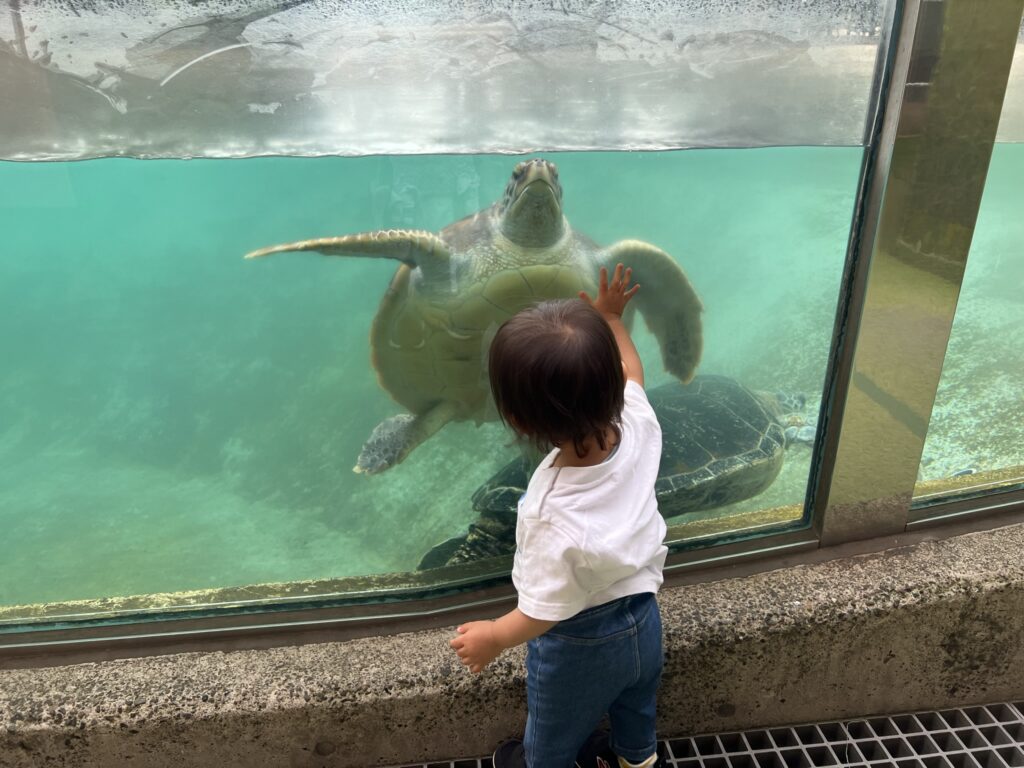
[557,591,655,628]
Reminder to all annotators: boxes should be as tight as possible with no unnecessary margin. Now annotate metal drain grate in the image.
[394,702,1024,768]
[666,702,1024,768]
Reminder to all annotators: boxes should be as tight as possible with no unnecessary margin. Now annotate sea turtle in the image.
[246,158,703,474]
[419,375,803,569]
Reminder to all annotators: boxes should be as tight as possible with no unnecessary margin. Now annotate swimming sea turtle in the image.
[419,375,803,569]
[246,158,703,474]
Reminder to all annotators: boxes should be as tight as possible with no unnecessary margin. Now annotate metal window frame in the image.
[811,0,1024,545]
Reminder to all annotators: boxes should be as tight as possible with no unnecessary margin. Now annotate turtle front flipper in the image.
[355,401,459,474]
[601,240,704,383]
[245,230,451,282]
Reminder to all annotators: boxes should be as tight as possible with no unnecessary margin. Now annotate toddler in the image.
[450,264,667,768]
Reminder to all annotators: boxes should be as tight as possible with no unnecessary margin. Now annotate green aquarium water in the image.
[917,142,1024,488]
[3,145,1016,609]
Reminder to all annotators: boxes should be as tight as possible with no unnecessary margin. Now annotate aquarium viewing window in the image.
[1,0,1022,653]
[910,16,1024,516]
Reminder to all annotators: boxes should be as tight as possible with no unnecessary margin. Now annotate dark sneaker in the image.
[575,729,617,768]
[576,730,668,768]
[493,738,527,768]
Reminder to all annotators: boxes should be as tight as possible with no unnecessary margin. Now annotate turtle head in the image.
[497,158,566,248]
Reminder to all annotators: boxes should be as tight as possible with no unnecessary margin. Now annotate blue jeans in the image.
[524,592,663,768]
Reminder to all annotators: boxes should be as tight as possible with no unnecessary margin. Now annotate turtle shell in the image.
[470,375,786,516]
[648,375,785,516]
[419,375,787,569]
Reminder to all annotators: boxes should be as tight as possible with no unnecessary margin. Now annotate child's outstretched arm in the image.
[449,609,556,674]
[580,263,644,386]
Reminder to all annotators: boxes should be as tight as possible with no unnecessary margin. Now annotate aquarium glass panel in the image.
[0,0,890,627]
[913,23,1024,508]
[0,150,861,622]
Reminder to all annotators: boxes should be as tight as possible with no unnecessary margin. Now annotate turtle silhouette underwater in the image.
[246,158,703,474]
[419,375,806,569]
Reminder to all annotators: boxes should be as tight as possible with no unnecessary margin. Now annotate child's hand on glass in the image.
[579,263,639,318]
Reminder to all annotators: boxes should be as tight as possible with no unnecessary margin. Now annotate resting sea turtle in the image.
[419,375,804,569]
[246,158,703,474]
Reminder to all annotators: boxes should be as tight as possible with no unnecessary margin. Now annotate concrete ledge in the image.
[2,523,1023,767]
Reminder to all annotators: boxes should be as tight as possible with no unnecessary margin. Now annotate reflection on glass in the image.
[913,25,1024,508]
[0,1,889,159]
[0,149,860,619]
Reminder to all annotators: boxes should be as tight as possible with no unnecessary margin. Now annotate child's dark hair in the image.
[488,299,624,458]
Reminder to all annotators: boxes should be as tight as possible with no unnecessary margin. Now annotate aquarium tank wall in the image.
[1,0,1021,651]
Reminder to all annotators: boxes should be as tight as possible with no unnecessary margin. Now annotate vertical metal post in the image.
[815,0,1024,545]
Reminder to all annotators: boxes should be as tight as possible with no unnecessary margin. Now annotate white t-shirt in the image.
[512,380,668,622]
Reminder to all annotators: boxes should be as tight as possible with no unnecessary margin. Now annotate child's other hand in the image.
[580,263,640,318]
[449,621,502,674]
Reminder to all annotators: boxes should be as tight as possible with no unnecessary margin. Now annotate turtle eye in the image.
[513,162,526,179]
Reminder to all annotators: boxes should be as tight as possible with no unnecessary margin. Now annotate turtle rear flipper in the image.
[601,240,703,383]
[418,511,519,569]
[355,401,458,474]
[417,535,467,570]
[418,454,531,569]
